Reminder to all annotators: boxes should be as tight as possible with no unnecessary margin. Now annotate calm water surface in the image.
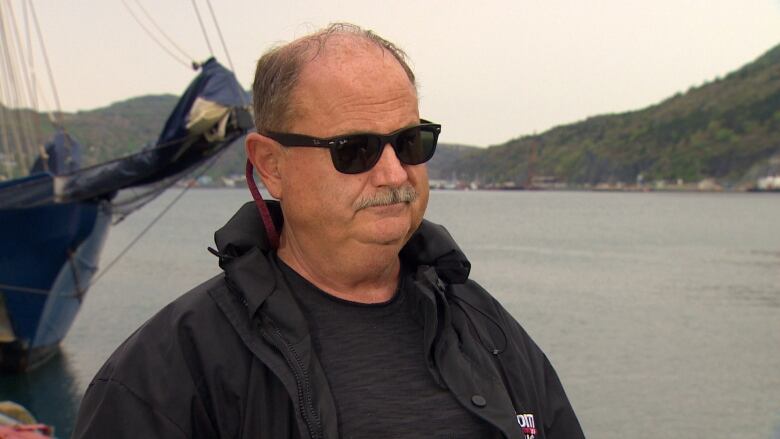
[2,189,779,438]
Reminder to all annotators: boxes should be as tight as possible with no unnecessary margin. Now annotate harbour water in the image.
[2,189,779,438]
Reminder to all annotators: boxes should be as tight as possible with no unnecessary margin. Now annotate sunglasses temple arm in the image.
[245,159,280,249]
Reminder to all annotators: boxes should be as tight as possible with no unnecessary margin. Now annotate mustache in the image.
[355,185,418,211]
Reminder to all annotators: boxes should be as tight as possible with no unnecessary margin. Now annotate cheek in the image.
[415,183,429,221]
[282,150,334,196]
[283,155,367,222]
[409,165,429,197]
[408,165,430,222]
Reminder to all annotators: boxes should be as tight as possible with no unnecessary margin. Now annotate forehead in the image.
[287,36,419,136]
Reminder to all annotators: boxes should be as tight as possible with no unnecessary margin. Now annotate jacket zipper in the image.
[260,320,323,439]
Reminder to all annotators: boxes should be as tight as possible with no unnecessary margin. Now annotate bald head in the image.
[251,23,417,133]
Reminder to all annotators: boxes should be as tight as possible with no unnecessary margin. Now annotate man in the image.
[74,24,584,438]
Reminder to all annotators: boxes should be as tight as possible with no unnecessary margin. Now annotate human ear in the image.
[245,132,284,199]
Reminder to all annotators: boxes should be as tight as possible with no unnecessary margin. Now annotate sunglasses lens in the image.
[327,124,439,173]
[396,126,436,165]
[331,136,381,174]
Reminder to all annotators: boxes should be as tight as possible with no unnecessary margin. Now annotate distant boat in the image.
[0,57,252,372]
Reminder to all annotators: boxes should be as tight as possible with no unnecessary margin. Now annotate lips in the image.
[363,202,408,214]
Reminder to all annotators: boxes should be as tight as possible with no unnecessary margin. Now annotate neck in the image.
[276,230,402,304]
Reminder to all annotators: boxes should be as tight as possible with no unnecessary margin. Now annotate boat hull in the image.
[0,200,111,373]
[0,58,251,373]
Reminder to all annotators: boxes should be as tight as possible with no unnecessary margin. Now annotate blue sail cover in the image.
[29,129,83,175]
[0,59,253,370]
[0,58,253,210]
[157,58,251,145]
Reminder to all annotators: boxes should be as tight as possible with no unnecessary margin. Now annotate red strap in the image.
[245,159,280,249]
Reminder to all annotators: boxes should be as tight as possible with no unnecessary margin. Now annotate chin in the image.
[363,216,413,246]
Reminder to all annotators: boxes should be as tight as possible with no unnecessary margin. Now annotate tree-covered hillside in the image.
[440,43,780,187]
[1,93,476,183]
[3,42,778,188]
[0,94,179,178]
[63,95,179,164]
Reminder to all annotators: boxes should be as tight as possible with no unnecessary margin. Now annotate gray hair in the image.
[354,184,418,211]
[251,23,416,133]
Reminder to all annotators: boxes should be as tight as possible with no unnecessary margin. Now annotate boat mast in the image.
[0,0,66,179]
[0,1,37,177]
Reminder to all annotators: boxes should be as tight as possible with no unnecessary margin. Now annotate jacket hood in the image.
[213,201,471,284]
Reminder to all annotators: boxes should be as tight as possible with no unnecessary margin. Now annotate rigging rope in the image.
[133,0,195,64]
[89,146,228,287]
[0,3,31,172]
[0,90,14,178]
[204,0,234,72]
[6,0,40,160]
[0,140,219,292]
[0,42,15,178]
[120,0,191,69]
[29,0,62,126]
[21,1,37,112]
[190,0,214,58]
[7,2,34,112]
[22,0,44,169]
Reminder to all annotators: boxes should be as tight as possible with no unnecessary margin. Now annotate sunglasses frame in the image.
[265,120,441,174]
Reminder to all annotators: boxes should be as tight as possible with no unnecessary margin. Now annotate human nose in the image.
[369,143,408,186]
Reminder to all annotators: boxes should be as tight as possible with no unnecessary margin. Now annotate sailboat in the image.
[0,2,253,372]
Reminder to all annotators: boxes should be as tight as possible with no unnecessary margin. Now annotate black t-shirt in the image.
[277,258,494,439]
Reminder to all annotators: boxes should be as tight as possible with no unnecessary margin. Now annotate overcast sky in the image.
[10,0,780,146]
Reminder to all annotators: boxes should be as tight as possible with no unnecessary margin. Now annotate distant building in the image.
[697,178,722,191]
[756,175,780,191]
[530,176,566,190]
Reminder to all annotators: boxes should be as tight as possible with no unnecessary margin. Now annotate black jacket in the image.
[73,201,584,439]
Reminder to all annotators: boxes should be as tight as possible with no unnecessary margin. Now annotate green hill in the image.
[196,136,478,183]
[0,94,179,177]
[441,43,780,188]
[0,93,476,183]
[4,43,778,188]
[63,95,179,164]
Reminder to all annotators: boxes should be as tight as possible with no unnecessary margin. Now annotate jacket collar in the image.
[213,202,522,438]
[213,200,472,316]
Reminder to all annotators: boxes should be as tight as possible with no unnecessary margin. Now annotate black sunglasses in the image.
[265,120,441,174]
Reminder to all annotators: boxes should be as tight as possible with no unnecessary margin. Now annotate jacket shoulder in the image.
[99,274,235,377]
[75,274,248,438]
